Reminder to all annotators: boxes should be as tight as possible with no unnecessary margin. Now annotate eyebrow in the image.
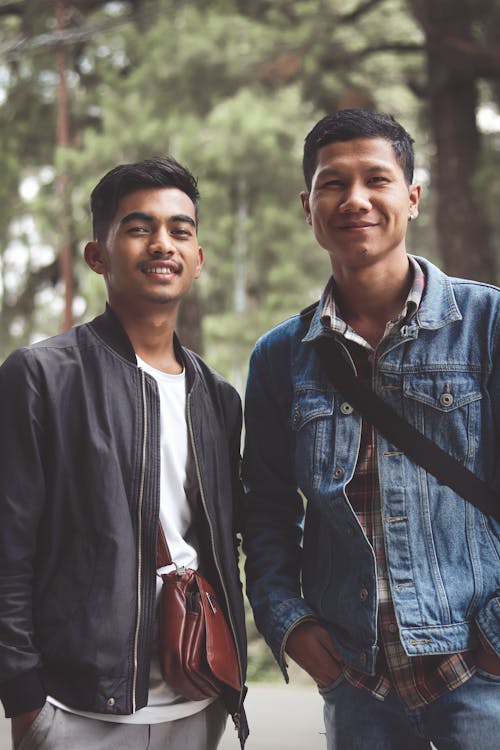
[317,163,396,178]
[170,213,196,228]
[119,211,196,228]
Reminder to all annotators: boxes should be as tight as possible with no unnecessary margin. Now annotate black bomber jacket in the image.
[0,306,248,743]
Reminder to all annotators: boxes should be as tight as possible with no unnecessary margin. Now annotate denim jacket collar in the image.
[302,255,462,345]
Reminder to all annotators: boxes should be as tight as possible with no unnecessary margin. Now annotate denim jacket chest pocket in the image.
[402,372,482,463]
[290,385,336,492]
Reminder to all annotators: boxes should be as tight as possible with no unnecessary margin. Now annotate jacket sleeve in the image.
[0,349,48,716]
[242,338,315,679]
[476,332,500,657]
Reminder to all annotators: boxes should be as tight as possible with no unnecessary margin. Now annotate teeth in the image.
[144,266,174,274]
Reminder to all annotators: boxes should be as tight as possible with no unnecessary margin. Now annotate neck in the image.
[110,301,182,374]
[331,254,412,347]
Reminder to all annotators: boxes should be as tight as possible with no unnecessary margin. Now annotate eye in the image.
[322,179,344,189]
[128,225,149,234]
[368,176,389,184]
[171,227,192,237]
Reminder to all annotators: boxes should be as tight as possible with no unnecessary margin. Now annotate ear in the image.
[300,191,312,225]
[193,245,204,280]
[408,183,422,220]
[84,241,107,275]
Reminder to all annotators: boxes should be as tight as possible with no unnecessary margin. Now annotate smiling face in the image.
[84,187,203,318]
[300,137,421,275]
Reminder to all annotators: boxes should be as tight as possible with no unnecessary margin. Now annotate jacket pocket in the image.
[402,372,482,462]
[318,671,346,696]
[16,702,53,750]
[290,385,335,430]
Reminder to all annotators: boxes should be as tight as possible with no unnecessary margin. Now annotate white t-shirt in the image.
[49,356,214,722]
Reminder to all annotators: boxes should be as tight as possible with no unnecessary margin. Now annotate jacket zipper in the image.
[186,392,244,723]
[131,369,148,712]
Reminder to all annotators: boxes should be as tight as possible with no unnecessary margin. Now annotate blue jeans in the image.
[321,669,500,750]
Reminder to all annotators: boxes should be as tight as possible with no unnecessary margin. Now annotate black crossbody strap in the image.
[314,338,499,522]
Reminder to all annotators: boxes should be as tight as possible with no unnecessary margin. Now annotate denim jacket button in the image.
[107,697,115,707]
[333,466,345,479]
[359,587,369,602]
[340,402,354,415]
[439,392,454,407]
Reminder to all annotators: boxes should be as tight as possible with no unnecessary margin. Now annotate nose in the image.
[148,226,174,256]
[339,183,371,213]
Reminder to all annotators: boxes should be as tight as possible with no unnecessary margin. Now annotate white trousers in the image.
[14,699,228,750]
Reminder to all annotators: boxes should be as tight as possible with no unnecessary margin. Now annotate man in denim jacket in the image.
[242,109,500,749]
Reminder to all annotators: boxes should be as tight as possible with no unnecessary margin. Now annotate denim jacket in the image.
[242,256,500,679]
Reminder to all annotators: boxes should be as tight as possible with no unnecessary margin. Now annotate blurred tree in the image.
[408,0,500,282]
[0,0,62,353]
[0,0,138,352]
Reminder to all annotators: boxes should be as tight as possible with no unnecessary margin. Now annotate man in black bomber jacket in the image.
[0,157,248,749]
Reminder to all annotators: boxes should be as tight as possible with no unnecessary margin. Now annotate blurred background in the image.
[2,1,500,386]
[1,1,500,741]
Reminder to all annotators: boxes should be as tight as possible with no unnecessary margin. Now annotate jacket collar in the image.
[412,255,462,330]
[89,304,195,388]
[89,304,137,363]
[301,255,462,344]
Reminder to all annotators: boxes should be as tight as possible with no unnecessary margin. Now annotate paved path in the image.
[0,684,325,750]
[220,684,325,749]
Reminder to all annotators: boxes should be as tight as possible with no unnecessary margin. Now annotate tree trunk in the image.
[176,292,204,355]
[409,0,496,282]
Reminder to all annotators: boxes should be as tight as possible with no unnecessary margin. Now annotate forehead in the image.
[113,187,196,223]
[313,137,403,178]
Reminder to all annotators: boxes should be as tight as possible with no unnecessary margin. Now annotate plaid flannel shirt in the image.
[319,256,475,708]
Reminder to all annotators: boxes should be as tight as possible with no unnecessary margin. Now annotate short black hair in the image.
[303,109,415,190]
[90,156,200,241]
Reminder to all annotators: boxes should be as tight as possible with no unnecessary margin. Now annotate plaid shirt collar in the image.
[319,255,425,349]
